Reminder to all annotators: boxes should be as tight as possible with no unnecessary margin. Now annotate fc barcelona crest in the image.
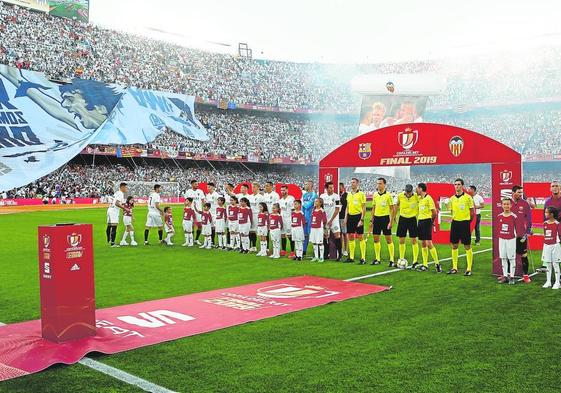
[257,284,339,299]
[398,128,418,150]
[67,233,82,247]
[358,143,372,160]
[43,234,50,249]
[500,170,513,183]
[449,136,464,157]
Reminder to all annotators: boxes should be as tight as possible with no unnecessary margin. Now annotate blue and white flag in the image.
[0,65,208,190]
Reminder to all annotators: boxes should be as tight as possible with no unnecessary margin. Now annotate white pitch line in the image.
[78,358,177,393]
[345,248,493,282]
[0,320,175,392]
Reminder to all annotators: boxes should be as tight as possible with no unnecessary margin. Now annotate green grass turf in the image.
[0,206,558,393]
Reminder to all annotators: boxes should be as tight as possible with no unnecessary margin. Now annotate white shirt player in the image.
[185,188,205,212]
[249,193,264,215]
[278,195,295,218]
[205,191,222,216]
[320,192,341,223]
[109,190,124,212]
[148,192,161,214]
[262,191,280,213]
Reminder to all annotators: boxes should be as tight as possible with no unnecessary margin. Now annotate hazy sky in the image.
[89,0,561,63]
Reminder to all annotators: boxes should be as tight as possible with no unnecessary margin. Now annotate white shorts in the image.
[123,216,132,226]
[499,237,516,260]
[339,218,347,234]
[257,226,268,237]
[228,221,239,232]
[215,220,226,233]
[542,243,561,263]
[251,213,258,231]
[145,212,163,228]
[107,208,120,224]
[165,225,175,234]
[270,228,281,241]
[239,222,251,235]
[282,216,292,235]
[309,227,324,244]
[327,219,341,234]
[202,224,212,236]
[291,226,305,241]
[182,220,194,232]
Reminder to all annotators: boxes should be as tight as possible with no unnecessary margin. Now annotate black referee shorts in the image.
[450,220,471,245]
[346,214,364,235]
[397,216,418,238]
[372,215,391,236]
[417,218,433,241]
[516,237,528,255]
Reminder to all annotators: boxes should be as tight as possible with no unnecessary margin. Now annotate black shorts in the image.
[450,220,471,245]
[417,218,433,241]
[397,216,418,238]
[346,214,364,235]
[372,215,391,236]
[516,237,528,255]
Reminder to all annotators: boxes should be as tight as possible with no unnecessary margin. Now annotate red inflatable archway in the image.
[318,123,522,275]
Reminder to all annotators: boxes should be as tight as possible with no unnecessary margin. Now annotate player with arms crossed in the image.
[369,177,396,266]
[448,179,475,275]
[144,184,164,245]
[107,182,128,247]
[320,182,342,261]
[416,183,440,272]
[497,198,518,285]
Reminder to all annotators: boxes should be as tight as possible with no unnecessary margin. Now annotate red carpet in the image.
[0,276,388,381]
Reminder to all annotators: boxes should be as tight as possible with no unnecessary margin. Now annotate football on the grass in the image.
[397,259,408,269]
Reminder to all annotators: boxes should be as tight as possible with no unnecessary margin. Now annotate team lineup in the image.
[104,178,561,285]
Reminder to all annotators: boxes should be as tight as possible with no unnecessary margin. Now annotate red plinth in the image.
[38,223,96,342]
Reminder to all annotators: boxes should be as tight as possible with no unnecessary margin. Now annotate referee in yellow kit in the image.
[396,184,419,268]
[344,178,367,264]
[369,177,395,266]
[448,178,475,275]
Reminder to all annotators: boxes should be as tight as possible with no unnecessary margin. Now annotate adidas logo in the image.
[70,263,80,271]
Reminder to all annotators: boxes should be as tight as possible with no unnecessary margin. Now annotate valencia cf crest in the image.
[358,143,372,160]
[67,233,82,247]
[386,81,395,93]
[449,136,464,157]
[398,128,418,150]
[43,234,50,249]
[257,284,339,299]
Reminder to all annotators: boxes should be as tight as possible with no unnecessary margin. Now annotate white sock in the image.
[243,237,250,251]
[501,258,508,277]
[165,233,172,242]
[314,244,319,259]
[230,234,235,248]
[260,240,267,254]
[319,244,324,259]
[546,262,552,283]
[222,234,227,247]
[129,232,135,242]
[296,241,303,257]
[508,258,516,278]
[121,231,128,242]
[218,233,223,247]
[554,262,560,284]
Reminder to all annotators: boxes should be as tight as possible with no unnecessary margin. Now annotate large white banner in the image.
[0,65,208,190]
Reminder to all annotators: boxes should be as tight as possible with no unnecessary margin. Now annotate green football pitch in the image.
[0,206,559,393]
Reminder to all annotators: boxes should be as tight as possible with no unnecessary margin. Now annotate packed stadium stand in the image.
[1,0,560,199]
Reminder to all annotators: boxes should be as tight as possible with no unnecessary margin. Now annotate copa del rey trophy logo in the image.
[500,170,513,183]
[67,233,82,247]
[398,128,419,150]
[324,173,333,183]
[257,284,339,299]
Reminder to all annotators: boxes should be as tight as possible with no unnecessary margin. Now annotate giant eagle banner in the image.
[0,65,208,191]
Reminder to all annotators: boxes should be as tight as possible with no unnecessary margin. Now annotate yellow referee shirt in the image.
[450,193,474,221]
[418,194,436,220]
[397,192,418,218]
[347,191,366,215]
[372,191,394,217]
